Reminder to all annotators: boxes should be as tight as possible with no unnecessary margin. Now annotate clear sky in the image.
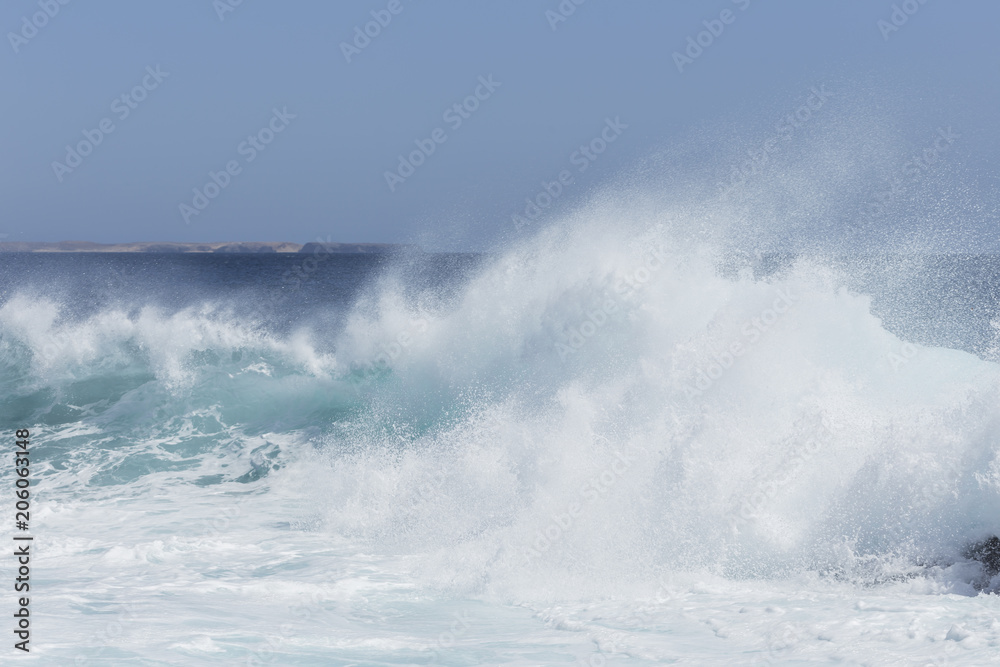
[2,1,998,250]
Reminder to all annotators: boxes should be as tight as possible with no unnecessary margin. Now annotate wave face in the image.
[5,231,1000,587]
[3,224,1000,663]
[310,222,1000,600]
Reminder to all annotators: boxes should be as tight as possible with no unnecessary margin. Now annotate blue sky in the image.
[2,1,998,250]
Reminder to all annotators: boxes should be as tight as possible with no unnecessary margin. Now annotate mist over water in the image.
[4,109,1000,663]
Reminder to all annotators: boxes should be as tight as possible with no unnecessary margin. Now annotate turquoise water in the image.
[2,241,1000,664]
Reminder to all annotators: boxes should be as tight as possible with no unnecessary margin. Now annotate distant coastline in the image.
[0,241,417,254]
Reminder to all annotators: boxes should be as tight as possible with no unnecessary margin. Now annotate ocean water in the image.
[3,228,1000,664]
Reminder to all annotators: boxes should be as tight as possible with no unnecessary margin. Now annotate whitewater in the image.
[3,198,1000,664]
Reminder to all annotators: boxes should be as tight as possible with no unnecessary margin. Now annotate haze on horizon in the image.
[3,0,999,252]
